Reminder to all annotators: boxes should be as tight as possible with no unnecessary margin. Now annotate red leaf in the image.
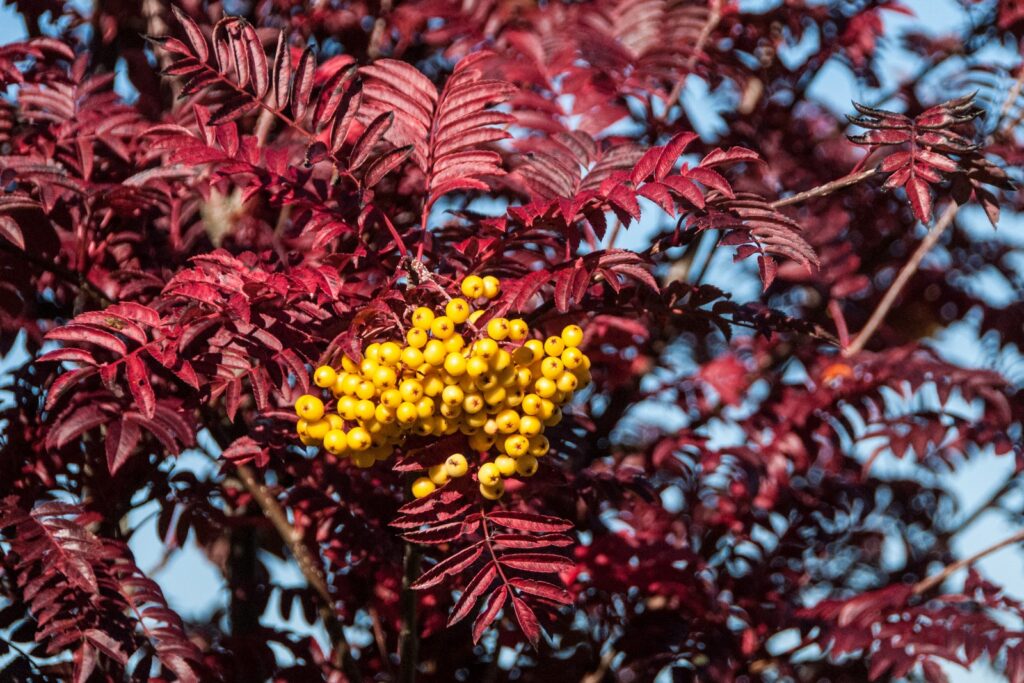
[655,131,698,179]
[242,23,268,99]
[472,586,507,644]
[171,7,208,63]
[105,419,142,475]
[487,511,573,533]
[125,355,156,419]
[292,47,315,122]
[0,215,24,249]
[511,595,541,648]
[448,562,498,626]
[411,542,484,590]
[363,144,413,187]
[46,325,128,356]
[509,577,573,605]
[271,32,291,111]
[905,175,933,223]
[499,552,574,574]
[349,111,394,171]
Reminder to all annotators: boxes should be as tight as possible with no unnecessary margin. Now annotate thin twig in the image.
[913,529,1024,595]
[770,167,879,209]
[843,201,959,356]
[397,541,421,683]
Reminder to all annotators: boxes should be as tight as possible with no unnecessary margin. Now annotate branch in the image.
[233,464,363,682]
[913,529,1024,596]
[397,541,421,683]
[770,167,879,209]
[844,202,959,356]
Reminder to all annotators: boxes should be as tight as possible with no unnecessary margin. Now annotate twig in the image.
[770,167,879,209]
[658,0,723,123]
[995,63,1024,133]
[397,541,421,683]
[843,202,959,356]
[913,529,1024,595]
[581,648,617,683]
[233,464,363,682]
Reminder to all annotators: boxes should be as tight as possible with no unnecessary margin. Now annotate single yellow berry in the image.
[423,374,445,397]
[337,396,357,420]
[416,397,435,418]
[342,373,362,395]
[490,349,512,372]
[466,356,490,378]
[505,434,530,457]
[431,316,455,340]
[364,343,381,361]
[529,434,550,457]
[313,365,338,389]
[360,357,379,376]
[523,339,545,363]
[461,275,485,299]
[483,385,507,406]
[445,334,466,353]
[482,275,501,299]
[356,380,377,400]
[544,336,565,357]
[373,365,398,388]
[535,377,557,398]
[444,352,468,376]
[323,429,349,455]
[442,385,464,407]
[561,324,584,347]
[341,356,358,373]
[428,464,450,485]
[556,371,579,393]
[496,409,520,434]
[544,406,563,426]
[445,453,469,478]
[379,342,402,366]
[541,357,564,379]
[401,346,425,368]
[561,347,584,370]
[296,419,309,436]
[495,455,517,477]
[412,477,436,498]
[508,319,529,341]
[412,307,435,330]
[515,455,539,477]
[423,340,447,366]
[478,462,502,486]
[445,298,471,324]
[375,403,396,424]
[463,393,485,414]
[486,318,510,341]
[480,480,505,500]
[355,399,377,421]
[440,402,462,419]
[468,432,494,453]
[347,427,371,451]
[326,414,344,430]
[407,327,428,349]
[380,389,402,409]
[396,402,419,425]
[399,378,424,403]
[516,368,533,389]
[473,338,498,359]
[519,415,542,436]
[295,395,325,421]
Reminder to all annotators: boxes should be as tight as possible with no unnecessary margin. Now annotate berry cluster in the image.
[293,276,591,500]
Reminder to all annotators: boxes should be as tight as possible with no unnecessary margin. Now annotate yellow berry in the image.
[491,349,512,372]
[483,385,507,406]
[529,434,549,457]
[431,316,455,339]
[544,406,563,426]
[364,343,381,361]
[534,377,557,398]
[412,307,435,330]
[399,379,424,403]
[478,462,502,486]
[326,414,344,430]
[480,480,504,500]
[463,393,485,414]
[515,455,538,477]
[538,398,556,420]
[423,374,445,397]
[295,395,325,421]
[519,415,542,436]
[523,339,545,363]
[444,352,468,376]
[355,399,376,421]
[356,380,377,400]
[473,338,498,359]
[323,429,349,455]
[428,464,450,485]
[341,374,362,395]
[561,347,584,370]
[544,336,565,357]
[360,357,379,376]
[482,275,500,299]
[496,409,520,434]
[461,275,485,298]
[380,389,402,409]
[468,431,493,452]
[296,419,309,436]
[468,309,485,325]
[373,365,397,388]
[445,334,466,353]
[423,340,447,366]
[401,346,425,367]
[541,357,564,379]
[412,477,436,498]
[445,453,469,477]
[508,319,529,341]
[397,402,419,425]
[407,327,428,349]
[352,452,376,468]
[379,342,402,366]
[313,365,338,388]
[375,403,396,424]
[505,434,529,457]
[306,418,331,440]
[561,324,584,347]
[347,427,371,451]
[465,356,488,378]
[486,318,510,341]
[495,455,517,477]
[556,371,578,393]
[341,356,358,373]
[516,368,533,389]
[446,298,471,324]
[440,402,462,418]
[442,385,464,407]
[337,396,357,420]
[416,397,435,418]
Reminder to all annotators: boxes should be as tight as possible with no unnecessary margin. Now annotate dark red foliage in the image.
[1,0,1023,681]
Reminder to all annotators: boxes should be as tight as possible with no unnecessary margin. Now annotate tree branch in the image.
[397,541,421,683]
[770,167,879,209]
[913,529,1024,596]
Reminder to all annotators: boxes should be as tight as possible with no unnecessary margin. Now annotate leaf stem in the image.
[913,529,1024,595]
[770,167,879,209]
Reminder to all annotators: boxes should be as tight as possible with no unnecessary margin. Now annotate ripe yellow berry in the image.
[515,368,533,389]
[342,374,362,395]
[360,357,379,376]
[529,434,550,456]
[313,365,338,388]
[461,275,485,298]
[483,385,507,406]
[323,429,349,455]
[512,346,534,366]
[486,318,510,341]
[337,396,357,420]
[538,398,556,420]
[347,427,371,451]
[480,480,505,500]
[380,389,402,409]
[373,365,397,388]
[445,334,466,353]
[541,357,564,379]
[440,402,462,418]
[468,433,494,454]
[399,379,424,403]
[431,316,455,339]
[416,397,435,418]
[379,342,402,366]
[306,418,331,440]
[444,352,467,376]
[561,347,584,369]
[478,462,502,486]
[355,399,377,421]
[412,477,436,498]
[445,453,469,477]
[508,319,529,341]
[463,393,485,414]
[428,464,450,485]
[473,338,498,359]
[441,385,464,407]
[423,340,447,366]
[352,452,376,468]
[341,356,358,373]
[326,414,344,430]
[423,374,445,397]
[561,324,584,347]
[364,343,381,361]
[295,395,325,421]
[523,339,545,363]
[296,419,309,436]
[496,409,520,434]
[401,346,425,368]
[464,356,488,379]
[356,380,377,400]
[396,402,419,425]
[556,371,578,393]
[535,377,557,398]
[482,275,500,299]
[544,336,565,357]
[375,403,396,424]
[519,415,542,436]
[468,309,485,325]
[495,455,517,477]
[515,455,539,477]
[407,327,428,349]
[445,298,471,324]
[491,349,512,372]
[412,307,435,330]
[505,434,530,457]
[544,405,563,426]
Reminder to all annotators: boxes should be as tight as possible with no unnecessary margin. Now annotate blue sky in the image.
[0,0,1021,679]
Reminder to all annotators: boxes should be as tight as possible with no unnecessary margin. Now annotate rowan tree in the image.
[1,0,1023,680]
